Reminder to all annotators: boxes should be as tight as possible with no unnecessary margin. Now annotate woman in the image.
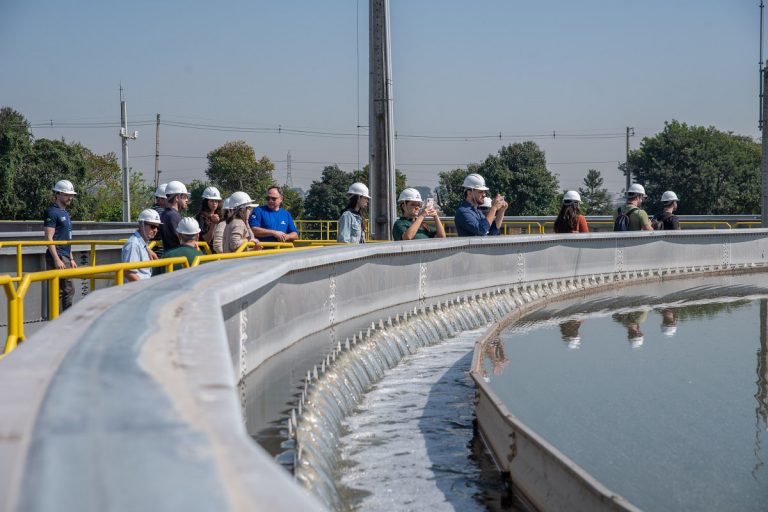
[223,191,262,253]
[391,188,446,240]
[196,186,222,248]
[212,196,232,254]
[337,182,369,243]
[553,190,589,234]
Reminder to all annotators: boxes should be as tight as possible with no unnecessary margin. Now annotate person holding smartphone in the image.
[454,173,508,236]
[392,188,446,241]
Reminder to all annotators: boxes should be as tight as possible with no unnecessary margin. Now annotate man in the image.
[454,173,508,236]
[615,183,652,231]
[151,183,167,258]
[652,191,681,231]
[44,179,78,311]
[121,209,161,282]
[249,186,299,242]
[161,217,203,272]
[159,180,189,252]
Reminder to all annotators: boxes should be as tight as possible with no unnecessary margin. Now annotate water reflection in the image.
[478,337,510,382]
[756,299,768,477]
[611,309,648,348]
[659,308,677,337]
[559,319,584,349]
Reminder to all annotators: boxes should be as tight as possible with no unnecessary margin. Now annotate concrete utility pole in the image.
[286,150,293,188]
[762,65,768,227]
[369,0,396,240]
[625,126,634,192]
[119,86,138,222]
[154,114,161,190]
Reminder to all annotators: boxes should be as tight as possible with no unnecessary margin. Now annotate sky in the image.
[0,0,762,197]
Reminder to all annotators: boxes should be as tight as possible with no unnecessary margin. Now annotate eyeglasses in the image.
[145,224,159,230]
[265,196,280,201]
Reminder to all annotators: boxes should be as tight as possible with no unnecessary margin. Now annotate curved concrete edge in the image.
[467,269,765,512]
[2,230,768,511]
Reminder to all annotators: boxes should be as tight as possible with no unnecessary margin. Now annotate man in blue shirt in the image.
[121,209,161,282]
[454,173,508,236]
[44,179,78,311]
[249,186,299,242]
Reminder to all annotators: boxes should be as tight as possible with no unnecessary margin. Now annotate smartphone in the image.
[425,197,435,210]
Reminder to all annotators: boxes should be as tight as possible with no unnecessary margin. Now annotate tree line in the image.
[1,106,761,221]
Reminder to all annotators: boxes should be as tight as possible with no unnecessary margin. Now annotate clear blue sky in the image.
[0,0,761,196]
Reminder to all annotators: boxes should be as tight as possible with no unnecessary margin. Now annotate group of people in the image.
[121,182,301,281]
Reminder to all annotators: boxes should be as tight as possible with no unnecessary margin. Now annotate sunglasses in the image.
[265,196,280,201]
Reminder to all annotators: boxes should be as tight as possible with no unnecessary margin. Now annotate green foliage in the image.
[304,164,408,220]
[205,140,275,197]
[578,169,614,215]
[628,120,761,214]
[187,179,209,217]
[0,106,156,221]
[436,142,560,215]
[281,186,304,219]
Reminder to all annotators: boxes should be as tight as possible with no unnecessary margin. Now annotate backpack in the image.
[613,206,637,232]
[650,213,665,231]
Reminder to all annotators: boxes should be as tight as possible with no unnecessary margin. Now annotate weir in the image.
[2,230,768,511]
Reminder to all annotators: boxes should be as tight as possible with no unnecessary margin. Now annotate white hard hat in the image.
[627,183,646,197]
[347,182,370,198]
[176,217,201,235]
[165,180,189,196]
[53,179,77,195]
[563,190,581,203]
[229,191,257,210]
[154,183,168,198]
[480,197,492,209]
[137,208,162,225]
[398,187,423,203]
[221,197,232,211]
[661,191,679,203]
[629,336,644,348]
[202,186,222,200]
[565,336,581,349]
[462,173,489,191]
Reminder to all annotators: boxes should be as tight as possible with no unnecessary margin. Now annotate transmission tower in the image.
[286,150,293,188]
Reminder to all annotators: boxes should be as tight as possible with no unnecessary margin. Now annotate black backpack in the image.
[613,206,637,232]
[650,213,665,231]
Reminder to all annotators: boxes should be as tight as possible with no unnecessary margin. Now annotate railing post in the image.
[49,276,60,320]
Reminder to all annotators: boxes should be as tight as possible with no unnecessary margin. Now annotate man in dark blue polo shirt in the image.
[44,179,78,311]
[249,186,299,243]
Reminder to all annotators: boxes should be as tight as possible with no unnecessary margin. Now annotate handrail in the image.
[2,257,189,358]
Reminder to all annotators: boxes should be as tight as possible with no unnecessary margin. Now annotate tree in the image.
[628,120,761,214]
[281,186,304,219]
[304,165,408,220]
[0,107,32,218]
[436,142,560,216]
[578,169,614,215]
[303,165,351,220]
[205,140,275,197]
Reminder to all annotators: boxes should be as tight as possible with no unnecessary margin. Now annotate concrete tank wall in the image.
[1,230,767,511]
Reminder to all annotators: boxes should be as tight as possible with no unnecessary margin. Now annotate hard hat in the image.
[229,191,257,210]
[563,190,581,203]
[176,217,201,235]
[398,187,423,203]
[462,173,489,191]
[627,183,646,197]
[137,209,162,225]
[660,191,679,203]
[53,179,77,195]
[629,336,644,348]
[165,180,189,197]
[480,197,492,209]
[221,197,232,211]
[154,183,168,198]
[347,182,370,198]
[564,336,581,349]
[202,186,222,200]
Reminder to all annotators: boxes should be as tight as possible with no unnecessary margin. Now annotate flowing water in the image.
[484,284,768,511]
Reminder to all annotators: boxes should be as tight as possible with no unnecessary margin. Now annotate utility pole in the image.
[119,86,138,222]
[369,0,396,240]
[154,114,161,190]
[286,150,293,188]
[625,126,634,192]
[762,63,768,227]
